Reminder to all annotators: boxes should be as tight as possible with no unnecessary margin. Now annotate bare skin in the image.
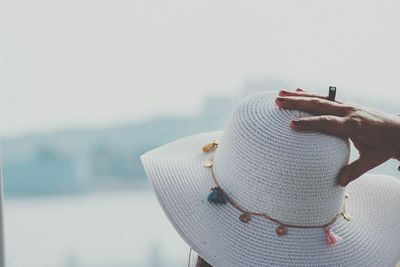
[275,88,400,187]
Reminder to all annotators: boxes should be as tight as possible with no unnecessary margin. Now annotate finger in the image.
[337,151,392,186]
[290,115,350,137]
[279,89,328,99]
[276,96,350,117]
[278,89,344,104]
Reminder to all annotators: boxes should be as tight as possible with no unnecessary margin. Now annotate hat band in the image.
[202,141,351,247]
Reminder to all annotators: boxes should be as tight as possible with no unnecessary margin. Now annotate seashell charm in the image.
[276,225,288,236]
[203,160,214,168]
[239,213,251,223]
[341,211,352,221]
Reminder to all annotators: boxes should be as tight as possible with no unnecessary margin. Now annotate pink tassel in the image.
[325,228,342,246]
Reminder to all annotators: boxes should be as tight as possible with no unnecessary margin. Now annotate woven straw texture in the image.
[141,91,400,267]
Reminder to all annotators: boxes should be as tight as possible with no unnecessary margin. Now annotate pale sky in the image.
[1,0,400,137]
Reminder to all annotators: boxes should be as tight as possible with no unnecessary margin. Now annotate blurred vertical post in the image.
[0,145,5,267]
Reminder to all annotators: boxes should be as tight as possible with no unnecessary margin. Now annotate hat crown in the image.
[213,92,350,226]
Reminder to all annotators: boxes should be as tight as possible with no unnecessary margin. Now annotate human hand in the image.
[275,88,400,187]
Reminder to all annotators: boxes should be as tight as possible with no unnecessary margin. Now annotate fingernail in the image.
[276,97,285,102]
[279,90,289,96]
[290,120,302,129]
[338,179,347,187]
[340,179,351,187]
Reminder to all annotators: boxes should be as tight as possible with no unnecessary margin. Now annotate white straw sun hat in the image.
[140,91,400,267]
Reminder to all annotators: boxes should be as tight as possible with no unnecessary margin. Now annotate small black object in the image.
[328,86,336,101]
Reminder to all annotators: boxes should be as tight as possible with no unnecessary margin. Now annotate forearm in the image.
[393,115,400,159]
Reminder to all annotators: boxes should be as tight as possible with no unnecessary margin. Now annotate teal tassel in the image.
[207,187,227,204]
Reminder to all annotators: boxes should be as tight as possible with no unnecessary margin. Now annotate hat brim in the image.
[140,131,400,267]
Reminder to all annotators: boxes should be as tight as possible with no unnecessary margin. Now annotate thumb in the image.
[337,151,392,187]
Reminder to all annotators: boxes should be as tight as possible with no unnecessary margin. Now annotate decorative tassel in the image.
[207,187,227,204]
[324,227,342,246]
[202,141,219,153]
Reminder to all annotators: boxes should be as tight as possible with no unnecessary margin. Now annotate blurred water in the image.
[4,189,188,267]
[3,181,400,267]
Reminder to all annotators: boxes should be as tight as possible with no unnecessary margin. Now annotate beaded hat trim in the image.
[202,141,351,246]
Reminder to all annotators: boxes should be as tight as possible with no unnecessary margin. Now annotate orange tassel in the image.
[202,141,219,153]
